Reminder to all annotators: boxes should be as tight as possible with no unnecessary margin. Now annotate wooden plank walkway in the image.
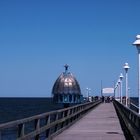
[52,103,126,140]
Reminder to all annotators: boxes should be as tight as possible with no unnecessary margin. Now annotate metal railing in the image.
[0,100,101,140]
[130,103,139,109]
[113,100,140,140]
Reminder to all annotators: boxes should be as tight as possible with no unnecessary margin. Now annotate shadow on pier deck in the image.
[52,102,125,140]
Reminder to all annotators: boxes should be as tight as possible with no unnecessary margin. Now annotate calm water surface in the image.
[0,97,63,124]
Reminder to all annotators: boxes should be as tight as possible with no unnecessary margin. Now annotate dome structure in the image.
[52,65,83,104]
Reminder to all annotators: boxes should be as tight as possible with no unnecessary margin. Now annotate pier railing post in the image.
[35,119,40,140]
[0,130,1,140]
[46,115,50,124]
[18,123,25,138]
[54,113,59,132]
[35,118,40,129]
[46,115,51,138]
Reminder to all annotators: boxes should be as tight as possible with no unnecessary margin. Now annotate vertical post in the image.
[35,119,40,140]
[114,86,116,100]
[46,115,51,138]
[126,71,128,106]
[114,86,116,99]
[18,123,25,138]
[54,113,59,132]
[101,80,103,97]
[124,63,130,107]
[133,35,140,114]
[138,52,140,114]
[120,81,122,103]
[86,88,89,101]
[86,88,91,101]
[0,131,1,140]
[137,49,140,113]
[119,73,123,104]
[114,83,118,100]
[47,115,50,124]
[118,79,121,102]
[35,119,40,130]
[117,83,120,101]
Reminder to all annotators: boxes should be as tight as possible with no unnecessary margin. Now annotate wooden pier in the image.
[52,103,125,140]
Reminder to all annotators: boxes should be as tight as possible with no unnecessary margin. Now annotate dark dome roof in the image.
[52,65,81,95]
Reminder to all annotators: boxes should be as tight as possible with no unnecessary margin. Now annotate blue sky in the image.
[0,0,140,97]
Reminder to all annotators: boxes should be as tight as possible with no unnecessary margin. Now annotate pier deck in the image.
[52,103,126,140]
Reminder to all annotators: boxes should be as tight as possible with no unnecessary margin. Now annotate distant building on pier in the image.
[52,64,83,106]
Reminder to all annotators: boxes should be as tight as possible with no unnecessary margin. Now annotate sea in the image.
[0,97,63,124]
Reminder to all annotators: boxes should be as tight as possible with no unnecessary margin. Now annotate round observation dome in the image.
[52,65,82,104]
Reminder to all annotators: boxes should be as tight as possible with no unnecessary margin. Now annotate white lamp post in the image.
[116,83,119,100]
[119,73,123,103]
[118,79,121,102]
[133,35,140,114]
[86,88,91,101]
[114,83,118,100]
[124,63,130,107]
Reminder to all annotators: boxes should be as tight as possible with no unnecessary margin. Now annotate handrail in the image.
[0,100,101,140]
[130,102,139,109]
[113,100,140,140]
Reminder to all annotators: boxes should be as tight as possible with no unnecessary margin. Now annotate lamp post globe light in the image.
[119,73,123,103]
[133,35,140,114]
[124,63,130,107]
